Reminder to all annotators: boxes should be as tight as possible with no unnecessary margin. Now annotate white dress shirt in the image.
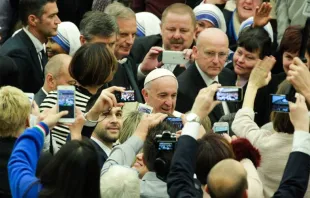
[195,63,230,115]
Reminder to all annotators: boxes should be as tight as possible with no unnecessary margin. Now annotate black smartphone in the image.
[114,90,136,103]
[214,86,243,102]
[270,94,289,113]
[164,117,183,130]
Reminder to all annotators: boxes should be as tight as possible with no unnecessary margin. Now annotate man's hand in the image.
[41,106,68,130]
[69,108,85,140]
[140,47,164,74]
[289,93,309,132]
[134,113,168,141]
[87,86,125,121]
[248,56,276,89]
[287,57,310,101]
[253,2,272,27]
[191,83,221,119]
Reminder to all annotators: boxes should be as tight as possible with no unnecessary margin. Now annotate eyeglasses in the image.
[204,51,228,60]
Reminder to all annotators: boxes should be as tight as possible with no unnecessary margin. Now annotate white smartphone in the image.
[303,0,310,17]
[162,51,188,65]
[57,85,75,123]
[213,122,229,135]
[25,93,35,107]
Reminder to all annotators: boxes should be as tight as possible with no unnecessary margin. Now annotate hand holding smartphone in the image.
[164,117,183,130]
[162,51,188,65]
[57,86,76,123]
[270,94,290,113]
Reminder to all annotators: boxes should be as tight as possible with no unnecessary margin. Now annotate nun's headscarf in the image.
[193,4,227,33]
[136,12,161,37]
[51,22,81,56]
[239,17,274,43]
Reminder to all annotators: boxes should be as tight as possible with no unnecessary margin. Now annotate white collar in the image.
[118,58,127,64]
[91,136,112,156]
[42,87,48,95]
[195,61,219,86]
[23,27,44,53]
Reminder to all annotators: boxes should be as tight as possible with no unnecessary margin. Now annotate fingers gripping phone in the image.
[114,90,136,103]
[213,122,229,135]
[214,86,243,102]
[57,86,76,123]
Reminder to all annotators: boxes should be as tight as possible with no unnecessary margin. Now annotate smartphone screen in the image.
[115,90,136,102]
[58,89,75,118]
[270,94,289,113]
[164,117,183,130]
[214,87,243,102]
[25,93,34,107]
[213,125,229,134]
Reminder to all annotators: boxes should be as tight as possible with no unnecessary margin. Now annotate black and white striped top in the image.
[39,86,92,150]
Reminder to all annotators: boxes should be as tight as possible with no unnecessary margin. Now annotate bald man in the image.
[34,54,75,106]
[142,68,181,116]
[207,159,248,198]
[176,28,237,124]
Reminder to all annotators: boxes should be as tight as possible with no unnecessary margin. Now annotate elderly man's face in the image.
[161,13,195,51]
[142,76,178,114]
[237,0,262,22]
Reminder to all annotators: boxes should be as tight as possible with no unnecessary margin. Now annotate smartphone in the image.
[164,117,183,130]
[303,0,310,17]
[57,86,75,123]
[270,94,289,113]
[214,86,243,102]
[213,122,229,135]
[115,90,136,103]
[137,103,153,114]
[162,51,188,65]
[25,93,34,107]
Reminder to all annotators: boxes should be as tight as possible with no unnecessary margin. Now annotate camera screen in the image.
[158,142,174,151]
[58,90,75,118]
[116,91,136,102]
[215,88,240,102]
[271,95,289,113]
[213,126,229,134]
[164,117,183,130]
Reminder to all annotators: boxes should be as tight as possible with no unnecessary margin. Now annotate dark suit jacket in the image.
[274,152,310,198]
[0,55,20,87]
[129,34,187,79]
[90,139,108,168]
[176,63,237,124]
[34,88,47,107]
[109,58,144,103]
[167,135,202,198]
[0,30,44,93]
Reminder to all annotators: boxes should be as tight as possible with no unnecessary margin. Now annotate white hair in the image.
[100,165,140,198]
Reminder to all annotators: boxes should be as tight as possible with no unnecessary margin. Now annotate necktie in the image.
[40,49,48,72]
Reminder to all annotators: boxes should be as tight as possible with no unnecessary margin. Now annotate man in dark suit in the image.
[0,0,61,93]
[105,2,143,102]
[129,3,196,80]
[0,56,20,87]
[34,54,74,106]
[91,107,123,168]
[176,28,237,124]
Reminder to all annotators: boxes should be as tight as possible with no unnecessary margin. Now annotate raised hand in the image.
[253,2,272,27]
[248,56,276,89]
[69,107,86,140]
[140,47,164,74]
[289,93,309,132]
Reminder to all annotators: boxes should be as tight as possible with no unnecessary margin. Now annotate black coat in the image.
[0,30,44,93]
[176,63,237,124]
[90,139,109,168]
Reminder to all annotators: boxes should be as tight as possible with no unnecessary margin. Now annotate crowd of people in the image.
[0,0,310,198]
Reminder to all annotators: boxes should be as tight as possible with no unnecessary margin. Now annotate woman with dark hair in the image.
[40,42,124,152]
[8,108,101,198]
[232,57,310,197]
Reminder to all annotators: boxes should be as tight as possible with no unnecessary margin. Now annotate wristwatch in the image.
[186,113,201,124]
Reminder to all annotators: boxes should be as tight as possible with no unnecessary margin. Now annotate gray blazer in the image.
[34,88,47,107]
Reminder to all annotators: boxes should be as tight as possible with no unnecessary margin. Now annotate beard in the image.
[94,128,119,143]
